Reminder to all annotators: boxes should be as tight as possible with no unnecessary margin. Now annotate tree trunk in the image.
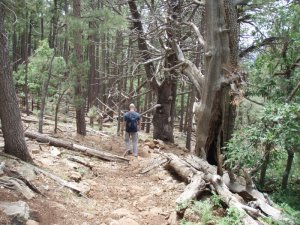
[24,10,30,116]
[0,5,32,162]
[259,143,271,187]
[281,149,294,189]
[179,84,185,132]
[12,24,18,72]
[221,0,238,146]
[73,0,86,136]
[54,89,68,133]
[38,55,55,133]
[146,92,152,133]
[87,2,97,108]
[193,0,231,165]
[128,0,175,142]
[49,0,59,49]
[186,87,196,151]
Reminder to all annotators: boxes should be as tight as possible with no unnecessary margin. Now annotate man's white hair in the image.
[129,103,135,109]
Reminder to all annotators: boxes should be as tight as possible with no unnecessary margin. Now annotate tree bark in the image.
[0,5,32,162]
[73,0,86,136]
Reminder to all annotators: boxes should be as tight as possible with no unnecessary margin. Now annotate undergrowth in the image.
[179,193,244,225]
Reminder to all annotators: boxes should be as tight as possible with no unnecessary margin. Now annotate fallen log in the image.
[162,153,206,211]
[176,172,206,206]
[162,153,290,225]
[24,131,129,162]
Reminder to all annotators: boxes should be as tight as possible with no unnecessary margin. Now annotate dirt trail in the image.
[0,117,187,225]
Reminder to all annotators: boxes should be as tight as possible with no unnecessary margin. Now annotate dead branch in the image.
[140,104,162,116]
[140,157,169,174]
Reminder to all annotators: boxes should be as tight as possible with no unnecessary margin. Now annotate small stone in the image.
[26,220,40,225]
[69,171,82,182]
[31,149,40,154]
[50,146,61,157]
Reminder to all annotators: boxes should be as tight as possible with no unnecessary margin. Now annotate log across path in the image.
[24,131,129,163]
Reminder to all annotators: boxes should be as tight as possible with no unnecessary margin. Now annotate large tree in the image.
[73,0,86,135]
[128,0,177,142]
[170,0,240,167]
[0,2,32,162]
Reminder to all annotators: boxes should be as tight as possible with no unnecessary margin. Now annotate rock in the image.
[19,164,37,181]
[31,149,40,154]
[140,146,151,158]
[167,211,178,225]
[50,146,61,157]
[153,139,165,149]
[144,141,156,149]
[26,220,40,225]
[0,201,30,221]
[71,181,90,195]
[69,171,82,182]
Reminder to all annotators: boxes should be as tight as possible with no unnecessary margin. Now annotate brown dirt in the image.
[0,115,190,225]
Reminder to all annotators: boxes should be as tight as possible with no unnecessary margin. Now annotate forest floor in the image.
[0,114,192,225]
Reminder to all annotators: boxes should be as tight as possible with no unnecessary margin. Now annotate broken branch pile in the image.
[144,153,291,225]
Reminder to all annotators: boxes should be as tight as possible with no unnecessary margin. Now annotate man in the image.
[123,103,141,157]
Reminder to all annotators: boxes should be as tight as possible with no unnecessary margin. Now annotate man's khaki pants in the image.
[125,132,138,156]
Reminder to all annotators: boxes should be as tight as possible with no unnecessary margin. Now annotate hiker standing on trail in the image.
[123,103,141,157]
